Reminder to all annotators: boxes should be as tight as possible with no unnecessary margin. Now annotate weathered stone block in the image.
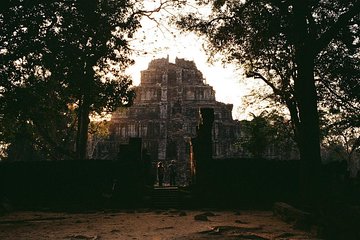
[273,202,312,230]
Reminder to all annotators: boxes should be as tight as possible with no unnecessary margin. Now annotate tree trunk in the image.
[292,3,322,210]
[75,66,93,160]
[294,49,322,209]
[76,95,90,160]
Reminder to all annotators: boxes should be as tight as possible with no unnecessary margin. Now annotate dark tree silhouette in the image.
[0,0,142,160]
[238,111,297,159]
[239,112,271,159]
[176,0,360,206]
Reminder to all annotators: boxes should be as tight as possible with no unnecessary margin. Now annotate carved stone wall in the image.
[97,57,244,185]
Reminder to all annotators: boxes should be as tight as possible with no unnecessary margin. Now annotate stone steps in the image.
[151,187,180,209]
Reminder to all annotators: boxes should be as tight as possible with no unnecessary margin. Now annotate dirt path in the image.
[0,209,319,240]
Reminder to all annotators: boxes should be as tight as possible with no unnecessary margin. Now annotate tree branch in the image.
[322,78,360,112]
[314,1,360,54]
[247,71,301,143]
[247,71,285,97]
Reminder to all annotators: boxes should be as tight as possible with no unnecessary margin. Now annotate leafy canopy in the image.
[176,0,359,156]
[0,0,145,159]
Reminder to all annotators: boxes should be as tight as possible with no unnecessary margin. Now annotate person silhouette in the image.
[169,160,177,186]
[157,161,164,187]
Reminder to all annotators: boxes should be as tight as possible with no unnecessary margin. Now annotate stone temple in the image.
[94,57,244,184]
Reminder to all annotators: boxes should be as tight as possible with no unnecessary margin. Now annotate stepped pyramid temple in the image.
[93,57,243,184]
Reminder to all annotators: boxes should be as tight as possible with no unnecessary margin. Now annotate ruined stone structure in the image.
[95,57,243,184]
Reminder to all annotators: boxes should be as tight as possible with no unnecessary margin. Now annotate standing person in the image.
[157,161,164,187]
[169,160,177,186]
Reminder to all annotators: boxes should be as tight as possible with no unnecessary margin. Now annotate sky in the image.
[123,1,265,120]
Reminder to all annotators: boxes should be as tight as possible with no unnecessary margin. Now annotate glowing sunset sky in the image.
[124,1,260,120]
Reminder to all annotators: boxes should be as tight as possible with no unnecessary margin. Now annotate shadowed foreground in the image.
[0,209,318,240]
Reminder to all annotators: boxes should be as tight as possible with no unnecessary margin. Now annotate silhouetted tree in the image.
[87,120,110,159]
[322,124,360,177]
[176,0,359,206]
[239,112,271,158]
[238,111,297,159]
[1,0,142,159]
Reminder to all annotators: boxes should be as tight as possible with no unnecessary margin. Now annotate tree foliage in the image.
[87,120,110,159]
[0,0,142,160]
[238,111,297,159]
[176,0,359,204]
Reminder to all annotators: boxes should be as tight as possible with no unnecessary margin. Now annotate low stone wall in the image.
[194,158,300,209]
[0,160,144,210]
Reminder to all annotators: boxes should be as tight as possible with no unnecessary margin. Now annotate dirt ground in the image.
[0,209,320,240]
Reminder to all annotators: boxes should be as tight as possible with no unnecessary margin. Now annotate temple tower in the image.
[104,57,242,185]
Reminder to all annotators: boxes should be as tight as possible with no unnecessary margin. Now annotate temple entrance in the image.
[166,141,177,160]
